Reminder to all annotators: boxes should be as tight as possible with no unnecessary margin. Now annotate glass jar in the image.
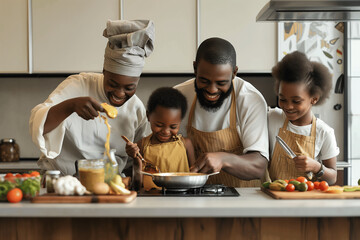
[45,170,61,193]
[78,159,105,192]
[0,138,20,162]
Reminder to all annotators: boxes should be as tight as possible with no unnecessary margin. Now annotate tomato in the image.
[7,188,23,203]
[15,174,22,178]
[306,181,315,191]
[5,173,14,178]
[30,171,40,177]
[284,180,289,184]
[319,181,329,192]
[22,173,31,178]
[314,181,321,190]
[289,179,296,183]
[4,173,14,180]
[296,176,308,183]
[286,183,295,192]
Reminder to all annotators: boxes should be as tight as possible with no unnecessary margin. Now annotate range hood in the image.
[257,0,360,21]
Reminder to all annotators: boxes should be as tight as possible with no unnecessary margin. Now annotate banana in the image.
[112,175,125,188]
[109,180,131,195]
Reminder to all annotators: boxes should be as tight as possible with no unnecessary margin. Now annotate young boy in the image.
[125,87,196,190]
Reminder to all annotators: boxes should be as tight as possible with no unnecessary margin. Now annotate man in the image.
[174,38,269,187]
[29,20,155,176]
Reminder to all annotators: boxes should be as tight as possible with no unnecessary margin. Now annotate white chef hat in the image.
[103,19,155,77]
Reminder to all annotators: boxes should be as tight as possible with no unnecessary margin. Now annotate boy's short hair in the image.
[147,87,188,119]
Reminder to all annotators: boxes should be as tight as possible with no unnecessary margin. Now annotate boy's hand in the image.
[125,142,140,159]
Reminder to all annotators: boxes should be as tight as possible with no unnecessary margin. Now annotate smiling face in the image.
[194,60,237,111]
[148,105,182,143]
[278,81,318,126]
[103,70,139,107]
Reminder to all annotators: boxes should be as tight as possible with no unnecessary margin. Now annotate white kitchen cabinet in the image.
[123,0,197,73]
[0,0,28,73]
[31,0,119,73]
[199,0,276,73]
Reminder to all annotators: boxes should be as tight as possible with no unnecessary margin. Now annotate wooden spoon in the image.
[121,135,161,173]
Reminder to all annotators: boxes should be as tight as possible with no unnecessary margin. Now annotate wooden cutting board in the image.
[31,191,137,203]
[262,187,360,199]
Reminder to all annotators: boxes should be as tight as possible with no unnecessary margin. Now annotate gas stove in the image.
[137,184,239,197]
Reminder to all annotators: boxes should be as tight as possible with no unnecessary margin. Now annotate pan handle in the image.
[207,172,220,177]
[140,171,154,177]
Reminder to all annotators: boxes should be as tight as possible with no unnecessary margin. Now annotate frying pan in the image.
[141,171,219,191]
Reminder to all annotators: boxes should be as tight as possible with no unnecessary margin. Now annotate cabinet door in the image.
[123,0,197,73]
[0,0,28,73]
[200,0,276,73]
[32,0,119,73]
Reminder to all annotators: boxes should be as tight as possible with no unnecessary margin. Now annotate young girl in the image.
[125,87,196,190]
[268,51,339,185]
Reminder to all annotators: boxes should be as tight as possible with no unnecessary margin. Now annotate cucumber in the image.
[297,182,308,192]
[289,180,301,190]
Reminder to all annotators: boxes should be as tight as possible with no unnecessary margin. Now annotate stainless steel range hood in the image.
[257,0,360,21]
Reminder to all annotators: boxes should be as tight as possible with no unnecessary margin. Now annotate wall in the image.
[0,74,276,159]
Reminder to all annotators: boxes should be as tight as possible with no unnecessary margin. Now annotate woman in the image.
[29,19,155,176]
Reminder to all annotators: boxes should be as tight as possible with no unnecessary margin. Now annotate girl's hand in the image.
[293,155,321,173]
[125,142,140,159]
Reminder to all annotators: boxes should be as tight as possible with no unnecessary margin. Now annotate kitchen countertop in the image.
[1,188,360,218]
[0,160,40,170]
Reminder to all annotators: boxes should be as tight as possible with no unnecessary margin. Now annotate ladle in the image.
[121,135,161,173]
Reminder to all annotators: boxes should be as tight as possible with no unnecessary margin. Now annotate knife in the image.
[275,136,313,180]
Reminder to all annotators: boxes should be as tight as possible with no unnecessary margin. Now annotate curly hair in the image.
[147,87,188,119]
[271,51,332,105]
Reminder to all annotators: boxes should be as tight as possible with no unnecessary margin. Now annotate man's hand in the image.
[190,152,225,174]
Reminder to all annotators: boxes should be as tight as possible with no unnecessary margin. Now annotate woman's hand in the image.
[72,97,103,120]
[293,155,321,173]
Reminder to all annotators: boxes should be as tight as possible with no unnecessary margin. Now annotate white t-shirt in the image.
[29,72,150,175]
[268,107,340,161]
[174,77,269,160]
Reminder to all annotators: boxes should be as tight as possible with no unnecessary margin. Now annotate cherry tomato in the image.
[22,173,31,178]
[306,181,315,191]
[296,177,308,183]
[286,183,295,192]
[15,174,22,178]
[319,181,329,192]
[5,173,14,178]
[313,181,320,190]
[289,179,296,183]
[4,173,15,180]
[7,188,23,203]
[30,171,40,177]
[284,180,289,184]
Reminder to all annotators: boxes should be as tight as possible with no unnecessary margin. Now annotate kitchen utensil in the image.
[32,191,137,203]
[121,135,161,173]
[140,171,219,191]
[275,136,313,180]
[262,187,360,200]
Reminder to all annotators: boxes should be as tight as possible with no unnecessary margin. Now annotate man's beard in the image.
[194,80,233,112]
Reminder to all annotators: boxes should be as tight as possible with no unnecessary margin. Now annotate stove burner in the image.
[138,184,239,197]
